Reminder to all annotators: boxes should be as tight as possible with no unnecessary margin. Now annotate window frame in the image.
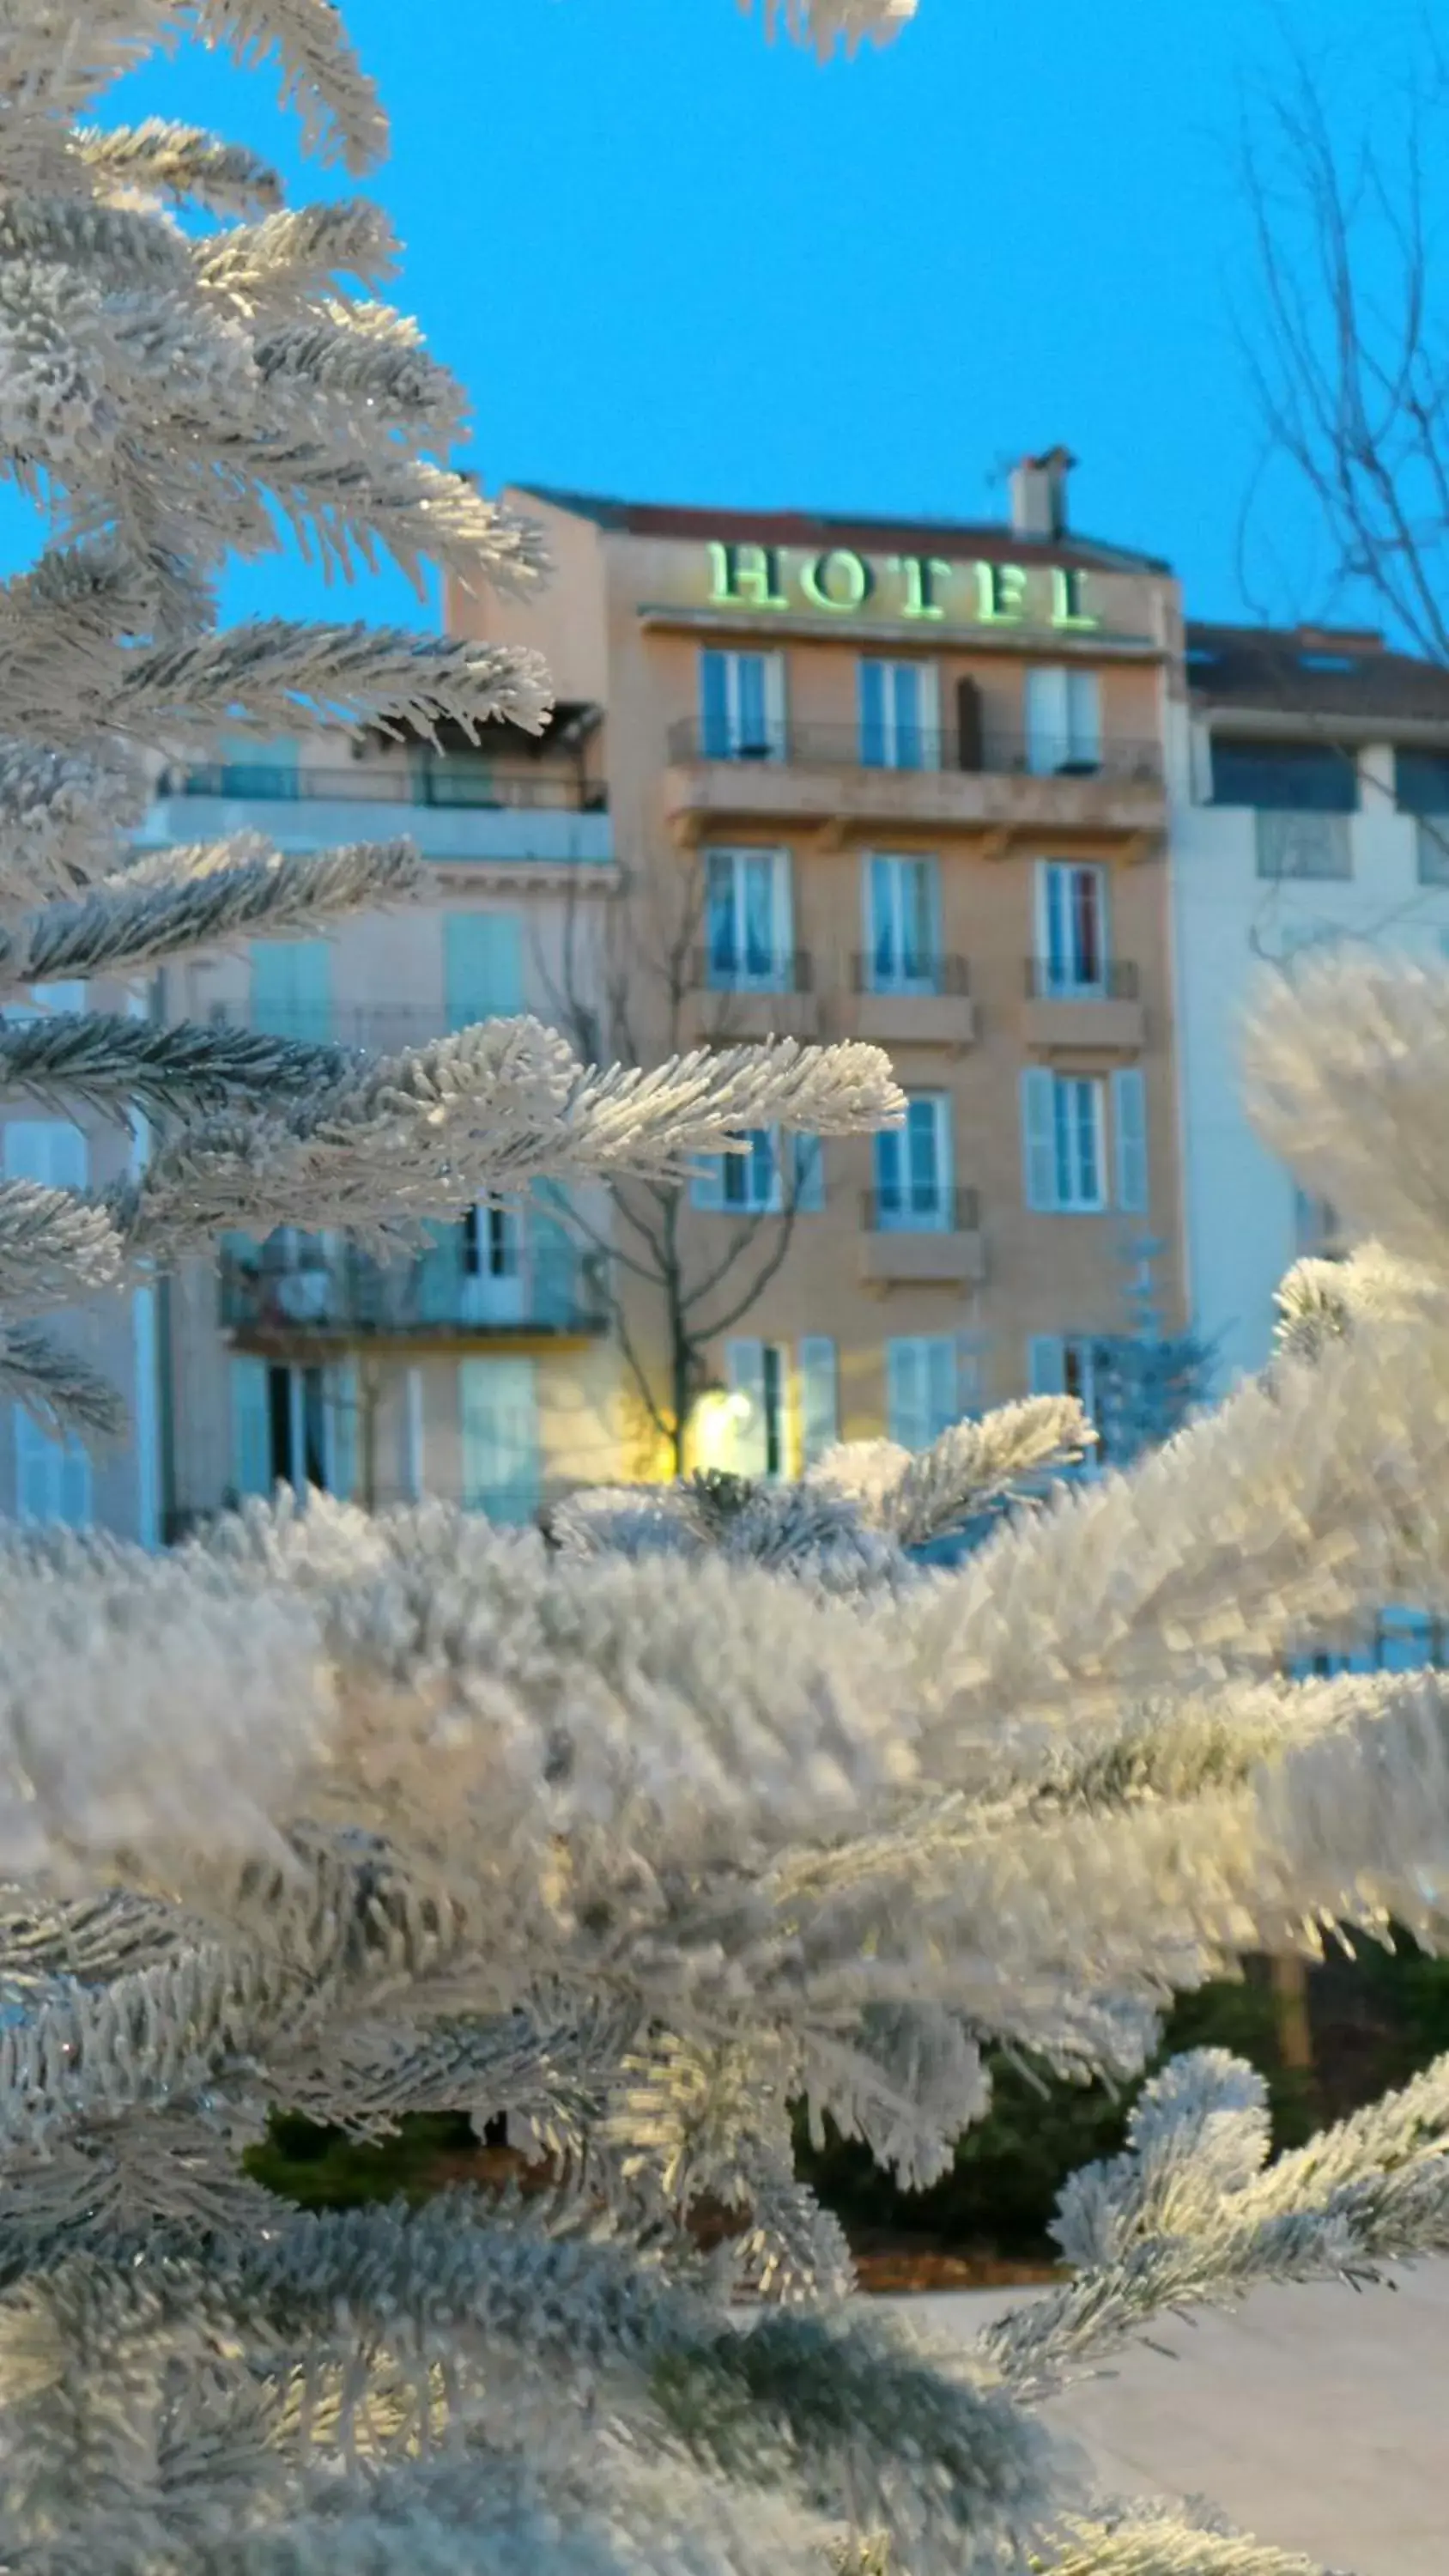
[874,1092,953,1230]
[886,1333,967,1449]
[1036,859,1108,996]
[699,647,787,762]
[864,852,943,993]
[704,846,793,992]
[1210,736,1359,813]
[1024,665,1102,775]
[858,658,941,771]
[1052,1074,1107,1213]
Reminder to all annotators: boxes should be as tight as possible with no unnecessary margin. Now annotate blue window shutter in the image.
[3,1120,88,1189]
[1028,1335,1066,1396]
[691,1156,725,1211]
[798,1336,838,1465]
[859,659,887,765]
[251,939,331,1042]
[700,650,731,756]
[324,1358,358,1501]
[1020,1067,1057,1210]
[459,1357,541,1522]
[13,1404,92,1526]
[1025,666,1070,773]
[415,1220,461,1325]
[725,1339,768,1476]
[792,1133,825,1212]
[231,1356,272,1497]
[885,1337,928,1450]
[1113,1067,1149,1213]
[444,913,524,1029]
[924,1337,960,1440]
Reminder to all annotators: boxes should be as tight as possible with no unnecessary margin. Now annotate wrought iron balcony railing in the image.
[219,1235,607,1340]
[164,760,606,813]
[688,945,813,995]
[860,1185,980,1234]
[666,720,1164,785]
[1023,957,1140,1001]
[851,952,971,997]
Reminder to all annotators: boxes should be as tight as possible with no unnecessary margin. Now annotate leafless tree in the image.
[539,867,812,1473]
[1241,39,1449,655]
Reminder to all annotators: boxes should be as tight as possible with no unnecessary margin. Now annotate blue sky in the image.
[45,0,1439,635]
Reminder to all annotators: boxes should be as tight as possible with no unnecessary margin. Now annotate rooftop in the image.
[1187,621,1449,724]
[515,483,1171,580]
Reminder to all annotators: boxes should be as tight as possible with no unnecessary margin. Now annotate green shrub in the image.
[249,1943,1449,2261]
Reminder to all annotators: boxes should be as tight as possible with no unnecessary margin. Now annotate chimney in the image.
[1009,445,1076,542]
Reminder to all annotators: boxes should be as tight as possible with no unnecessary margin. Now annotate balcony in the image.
[680,949,821,1045]
[850,954,976,1051]
[219,1232,607,1346]
[663,721,1165,848]
[1021,958,1145,1055]
[858,1187,985,1288]
[163,758,606,814]
[142,760,615,876]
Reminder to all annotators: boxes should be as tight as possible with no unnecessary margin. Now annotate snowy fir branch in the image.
[4,3,1449,2572]
[746,0,919,57]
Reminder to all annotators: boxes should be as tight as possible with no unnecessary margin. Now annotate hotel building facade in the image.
[449,453,1189,1473]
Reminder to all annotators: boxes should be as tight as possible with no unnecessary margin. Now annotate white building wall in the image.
[1170,726,1449,1391]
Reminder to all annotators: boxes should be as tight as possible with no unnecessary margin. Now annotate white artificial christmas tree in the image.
[4,11,1449,2576]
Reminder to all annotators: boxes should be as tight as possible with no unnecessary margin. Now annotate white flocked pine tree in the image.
[9,9,1449,2576]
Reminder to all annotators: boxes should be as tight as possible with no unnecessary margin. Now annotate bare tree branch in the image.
[1241,43,1449,657]
[542,860,816,1467]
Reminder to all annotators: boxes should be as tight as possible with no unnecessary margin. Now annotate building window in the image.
[724,1127,779,1214]
[1022,1068,1146,1214]
[1021,1070,1104,1212]
[1036,860,1106,994]
[1024,666,1101,775]
[1397,748,1449,816]
[1028,1334,1105,1467]
[705,848,792,989]
[461,1200,524,1323]
[1254,811,1353,880]
[1053,1077,1105,1210]
[699,648,785,761]
[886,1335,967,1449]
[250,938,332,1042]
[874,1094,952,1230]
[694,1127,823,1215]
[464,1201,521,1281]
[231,1356,356,1501]
[209,734,300,799]
[459,1355,541,1523]
[1210,738,1357,811]
[798,1335,838,1466]
[865,853,942,991]
[444,912,524,1025]
[858,659,939,769]
[725,1338,789,1478]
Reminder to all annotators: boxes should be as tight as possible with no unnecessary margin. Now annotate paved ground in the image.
[882,2263,1449,2574]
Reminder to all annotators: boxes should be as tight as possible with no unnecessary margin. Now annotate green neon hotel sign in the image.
[704,540,1099,629]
